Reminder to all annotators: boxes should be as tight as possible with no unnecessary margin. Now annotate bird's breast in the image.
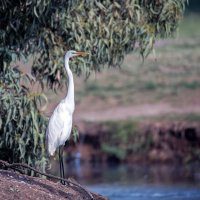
[58,100,75,115]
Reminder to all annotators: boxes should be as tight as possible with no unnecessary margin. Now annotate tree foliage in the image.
[0,0,187,172]
[0,67,47,173]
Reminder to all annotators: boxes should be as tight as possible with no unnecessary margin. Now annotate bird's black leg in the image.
[59,146,65,185]
[61,146,65,184]
[59,146,62,183]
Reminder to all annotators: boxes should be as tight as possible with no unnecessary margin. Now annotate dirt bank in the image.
[0,169,109,200]
[67,121,200,164]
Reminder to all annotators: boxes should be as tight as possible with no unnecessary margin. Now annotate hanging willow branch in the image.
[0,68,47,175]
[0,0,188,87]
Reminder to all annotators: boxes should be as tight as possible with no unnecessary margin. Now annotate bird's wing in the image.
[46,102,66,156]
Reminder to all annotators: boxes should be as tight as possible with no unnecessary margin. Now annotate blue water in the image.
[88,185,200,200]
[80,163,200,200]
[53,161,200,199]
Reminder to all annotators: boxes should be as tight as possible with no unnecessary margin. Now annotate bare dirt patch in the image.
[0,170,109,200]
[74,103,200,122]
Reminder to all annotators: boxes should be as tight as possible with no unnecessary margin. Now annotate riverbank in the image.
[64,121,200,165]
[0,169,109,200]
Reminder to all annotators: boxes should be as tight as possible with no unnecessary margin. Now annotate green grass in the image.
[77,41,200,98]
[175,81,200,89]
[145,113,200,123]
[178,14,200,37]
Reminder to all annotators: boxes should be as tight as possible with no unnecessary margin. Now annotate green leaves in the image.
[72,126,79,144]
[0,68,47,174]
[0,0,187,88]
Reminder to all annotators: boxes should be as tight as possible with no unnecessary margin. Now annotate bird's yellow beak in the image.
[74,52,90,55]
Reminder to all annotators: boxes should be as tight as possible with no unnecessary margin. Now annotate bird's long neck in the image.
[64,58,74,106]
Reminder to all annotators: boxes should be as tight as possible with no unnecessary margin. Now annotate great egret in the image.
[46,50,89,184]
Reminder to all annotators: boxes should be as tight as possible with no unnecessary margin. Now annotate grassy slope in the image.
[47,14,200,123]
[71,15,200,121]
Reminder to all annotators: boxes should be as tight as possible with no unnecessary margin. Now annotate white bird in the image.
[46,50,89,184]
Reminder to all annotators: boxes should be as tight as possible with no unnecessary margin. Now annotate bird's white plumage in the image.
[46,99,74,156]
[45,50,89,185]
[46,50,89,157]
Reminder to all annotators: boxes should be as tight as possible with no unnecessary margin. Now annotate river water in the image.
[88,185,200,200]
[66,162,200,200]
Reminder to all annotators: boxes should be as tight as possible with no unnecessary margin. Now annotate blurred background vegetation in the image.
[68,1,200,165]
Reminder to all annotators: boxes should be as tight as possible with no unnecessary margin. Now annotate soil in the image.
[74,102,200,122]
[0,170,109,200]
